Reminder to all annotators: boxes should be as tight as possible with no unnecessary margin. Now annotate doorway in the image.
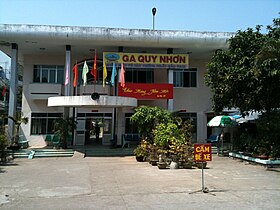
[85,118,103,145]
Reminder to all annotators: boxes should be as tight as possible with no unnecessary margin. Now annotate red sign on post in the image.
[194,144,212,162]
[118,83,173,99]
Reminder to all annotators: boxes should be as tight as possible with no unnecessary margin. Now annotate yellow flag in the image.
[103,62,107,88]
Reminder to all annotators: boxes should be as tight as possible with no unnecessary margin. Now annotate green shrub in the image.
[0,134,8,162]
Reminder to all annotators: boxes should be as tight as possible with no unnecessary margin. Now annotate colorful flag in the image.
[82,61,89,86]
[110,62,117,86]
[64,63,69,86]
[90,50,97,81]
[72,64,78,88]
[2,84,6,97]
[120,63,125,87]
[103,62,107,88]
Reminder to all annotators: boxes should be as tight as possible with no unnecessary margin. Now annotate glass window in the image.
[49,70,56,83]
[33,65,64,84]
[173,68,197,87]
[125,68,154,83]
[31,113,62,135]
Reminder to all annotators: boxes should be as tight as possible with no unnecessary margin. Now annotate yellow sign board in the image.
[103,52,189,69]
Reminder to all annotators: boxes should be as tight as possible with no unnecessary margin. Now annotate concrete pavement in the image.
[0,155,279,210]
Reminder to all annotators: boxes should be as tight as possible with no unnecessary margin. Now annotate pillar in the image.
[64,45,71,119]
[8,43,18,141]
[167,48,174,112]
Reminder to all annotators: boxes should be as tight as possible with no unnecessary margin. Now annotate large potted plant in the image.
[8,112,28,150]
[53,117,77,149]
[133,139,149,162]
[178,143,193,169]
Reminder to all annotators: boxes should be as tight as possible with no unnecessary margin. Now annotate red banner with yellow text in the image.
[118,83,173,99]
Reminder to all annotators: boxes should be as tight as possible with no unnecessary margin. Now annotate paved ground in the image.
[0,154,279,210]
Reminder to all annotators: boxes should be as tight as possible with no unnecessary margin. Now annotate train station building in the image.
[0,24,233,147]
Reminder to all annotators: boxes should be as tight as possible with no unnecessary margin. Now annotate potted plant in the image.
[148,144,159,166]
[157,154,168,169]
[7,112,28,150]
[0,134,8,163]
[53,117,77,149]
[133,139,149,162]
[178,144,193,169]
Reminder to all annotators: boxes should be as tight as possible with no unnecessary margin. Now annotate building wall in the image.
[173,59,212,142]
[21,55,65,146]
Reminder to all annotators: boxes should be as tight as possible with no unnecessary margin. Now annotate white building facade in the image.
[0,24,233,147]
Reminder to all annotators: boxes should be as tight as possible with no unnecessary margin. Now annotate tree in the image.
[205,17,280,113]
[53,117,77,148]
[130,106,172,141]
[205,17,280,158]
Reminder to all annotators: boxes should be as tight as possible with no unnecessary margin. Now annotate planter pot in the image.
[149,159,158,166]
[170,161,179,169]
[182,162,193,169]
[157,162,167,169]
[7,145,21,151]
[136,156,144,162]
[196,162,207,169]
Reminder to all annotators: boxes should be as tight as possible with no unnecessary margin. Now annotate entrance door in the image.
[85,118,103,145]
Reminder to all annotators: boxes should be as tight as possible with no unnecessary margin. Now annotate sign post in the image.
[190,143,215,195]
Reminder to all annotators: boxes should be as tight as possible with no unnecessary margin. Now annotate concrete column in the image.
[111,46,124,145]
[64,45,71,119]
[167,48,173,112]
[197,112,207,143]
[8,43,18,141]
[167,69,174,111]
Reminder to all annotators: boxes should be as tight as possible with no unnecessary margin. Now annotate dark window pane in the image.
[183,72,190,87]
[126,71,133,82]
[49,70,56,83]
[47,118,55,134]
[48,113,62,117]
[191,72,197,87]
[57,70,64,84]
[33,67,40,82]
[42,70,48,83]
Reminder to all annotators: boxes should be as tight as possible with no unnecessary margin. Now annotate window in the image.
[33,65,64,84]
[31,113,62,135]
[173,68,197,87]
[176,112,197,142]
[125,68,154,83]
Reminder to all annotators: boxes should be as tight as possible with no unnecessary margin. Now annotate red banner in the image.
[194,144,212,162]
[118,83,173,99]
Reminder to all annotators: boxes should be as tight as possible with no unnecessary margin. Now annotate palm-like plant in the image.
[8,112,28,145]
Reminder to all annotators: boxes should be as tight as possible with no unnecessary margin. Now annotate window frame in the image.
[30,113,63,135]
[33,65,64,84]
[173,68,197,88]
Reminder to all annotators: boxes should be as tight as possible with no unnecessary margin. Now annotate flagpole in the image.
[112,64,118,147]
[71,61,77,146]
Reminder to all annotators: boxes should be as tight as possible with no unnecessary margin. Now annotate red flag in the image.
[2,84,6,97]
[120,63,125,88]
[72,64,78,87]
[90,50,97,81]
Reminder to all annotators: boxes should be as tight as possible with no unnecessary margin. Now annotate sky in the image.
[0,0,279,69]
